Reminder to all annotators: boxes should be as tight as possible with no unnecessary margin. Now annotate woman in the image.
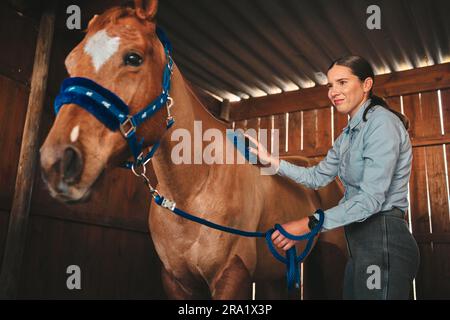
[245,56,420,300]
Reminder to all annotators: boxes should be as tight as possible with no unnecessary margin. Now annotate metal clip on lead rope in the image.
[131,163,160,199]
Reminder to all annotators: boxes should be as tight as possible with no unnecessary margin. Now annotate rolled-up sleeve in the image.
[319,115,401,230]
[277,133,343,189]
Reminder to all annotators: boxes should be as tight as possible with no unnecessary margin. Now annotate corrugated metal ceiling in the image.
[155,0,449,102]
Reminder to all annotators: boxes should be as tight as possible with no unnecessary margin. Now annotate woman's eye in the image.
[124,53,143,67]
[339,81,347,86]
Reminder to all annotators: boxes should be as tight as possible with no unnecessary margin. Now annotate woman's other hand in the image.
[271,217,310,251]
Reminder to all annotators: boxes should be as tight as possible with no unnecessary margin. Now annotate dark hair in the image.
[328,56,409,130]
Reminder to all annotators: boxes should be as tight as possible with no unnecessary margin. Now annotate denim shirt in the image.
[277,99,412,231]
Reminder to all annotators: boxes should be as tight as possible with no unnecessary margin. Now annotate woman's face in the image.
[327,65,372,118]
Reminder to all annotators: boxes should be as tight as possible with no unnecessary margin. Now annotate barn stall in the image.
[0,0,449,299]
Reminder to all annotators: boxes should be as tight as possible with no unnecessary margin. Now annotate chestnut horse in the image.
[40,0,344,299]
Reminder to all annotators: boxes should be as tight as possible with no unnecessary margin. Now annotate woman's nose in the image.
[329,89,340,98]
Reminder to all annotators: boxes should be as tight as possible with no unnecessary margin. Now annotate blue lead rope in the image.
[154,194,324,291]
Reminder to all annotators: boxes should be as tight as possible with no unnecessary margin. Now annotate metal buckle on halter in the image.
[120,116,136,138]
[161,198,176,211]
[136,152,144,163]
[166,96,174,126]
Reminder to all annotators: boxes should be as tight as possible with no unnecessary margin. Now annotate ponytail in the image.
[363,94,410,130]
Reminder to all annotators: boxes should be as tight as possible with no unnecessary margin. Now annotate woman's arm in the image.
[276,133,343,189]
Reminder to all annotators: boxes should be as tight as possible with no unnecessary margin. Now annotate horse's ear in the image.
[87,15,98,29]
[134,0,158,21]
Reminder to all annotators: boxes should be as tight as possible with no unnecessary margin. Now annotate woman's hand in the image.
[243,133,280,169]
[271,217,310,251]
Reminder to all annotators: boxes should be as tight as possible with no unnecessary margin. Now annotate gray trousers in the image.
[343,208,420,300]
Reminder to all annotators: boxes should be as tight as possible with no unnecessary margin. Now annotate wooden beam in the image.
[0,3,55,299]
[410,134,450,148]
[229,63,450,121]
[282,134,450,159]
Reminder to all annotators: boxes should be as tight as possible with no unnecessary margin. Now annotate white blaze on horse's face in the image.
[70,125,80,143]
[83,29,120,72]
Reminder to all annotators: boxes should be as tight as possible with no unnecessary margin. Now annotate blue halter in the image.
[54,27,175,170]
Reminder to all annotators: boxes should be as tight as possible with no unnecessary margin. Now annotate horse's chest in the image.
[149,205,231,275]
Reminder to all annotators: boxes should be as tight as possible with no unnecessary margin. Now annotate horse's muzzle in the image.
[40,144,85,201]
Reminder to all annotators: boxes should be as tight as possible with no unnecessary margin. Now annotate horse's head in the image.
[40,0,168,202]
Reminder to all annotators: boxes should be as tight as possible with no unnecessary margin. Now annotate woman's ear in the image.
[363,77,374,93]
[134,0,158,21]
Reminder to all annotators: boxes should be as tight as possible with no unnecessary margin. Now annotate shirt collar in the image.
[342,99,372,134]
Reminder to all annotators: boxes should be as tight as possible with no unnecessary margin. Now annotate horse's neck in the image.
[151,66,228,202]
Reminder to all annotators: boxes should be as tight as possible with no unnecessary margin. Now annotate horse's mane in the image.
[185,81,231,128]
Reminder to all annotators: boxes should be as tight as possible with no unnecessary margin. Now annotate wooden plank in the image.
[316,107,332,155]
[441,88,450,135]
[409,146,434,299]
[0,5,55,299]
[385,96,402,114]
[258,116,272,154]
[273,113,286,155]
[375,64,450,98]
[229,63,450,121]
[425,145,450,234]
[410,133,450,148]
[0,76,29,212]
[302,109,317,154]
[333,106,348,140]
[230,85,330,120]
[402,93,422,139]
[288,111,302,153]
[409,147,430,235]
[447,144,450,223]
[420,91,442,138]
[280,135,450,160]
[302,108,332,156]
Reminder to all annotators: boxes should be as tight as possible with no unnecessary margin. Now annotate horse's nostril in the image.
[61,146,83,184]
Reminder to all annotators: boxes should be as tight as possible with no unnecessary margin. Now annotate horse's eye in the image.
[124,53,143,67]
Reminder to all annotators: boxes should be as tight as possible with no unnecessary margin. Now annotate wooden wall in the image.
[231,63,450,299]
[0,1,165,299]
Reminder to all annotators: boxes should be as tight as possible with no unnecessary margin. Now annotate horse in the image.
[40,0,345,299]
